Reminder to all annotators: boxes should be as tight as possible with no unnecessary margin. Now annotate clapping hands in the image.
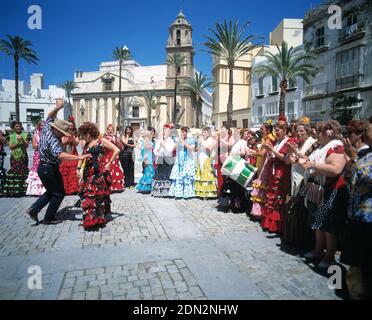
[343,137,357,160]
[262,143,273,152]
[285,141,298,151]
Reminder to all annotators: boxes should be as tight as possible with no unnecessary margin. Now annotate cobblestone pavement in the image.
[0,190,343,300]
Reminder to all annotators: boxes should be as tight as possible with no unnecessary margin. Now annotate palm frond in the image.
[61,80,79,93]
[112,46,132,62]
[142,90,159,109]
[0,34,39,64]
[203,20,263,67]
[253,40,318,84]
[166,52,188,67]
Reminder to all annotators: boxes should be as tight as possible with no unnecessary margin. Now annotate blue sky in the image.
[0,0,323,87]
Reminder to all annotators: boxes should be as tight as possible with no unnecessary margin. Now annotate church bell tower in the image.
[165,10,195,127]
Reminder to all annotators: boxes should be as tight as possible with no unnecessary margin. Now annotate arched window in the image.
[176,29,181,46]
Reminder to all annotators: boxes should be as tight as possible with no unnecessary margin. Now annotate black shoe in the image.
[27,209,38,222]
[40,220,62,225]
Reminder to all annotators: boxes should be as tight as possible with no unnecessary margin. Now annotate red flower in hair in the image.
[68,116,75,122]
[278,114,287,122]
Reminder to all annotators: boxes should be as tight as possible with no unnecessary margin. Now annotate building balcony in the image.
[304,37,329,54]
[268,90,279,96]
[336,74,364,91]
[310,35,330,54]
[304,81,328,97]
[339,22,366,44]
[252,116,264,125]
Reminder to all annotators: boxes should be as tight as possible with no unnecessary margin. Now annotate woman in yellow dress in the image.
[195,126,217,199]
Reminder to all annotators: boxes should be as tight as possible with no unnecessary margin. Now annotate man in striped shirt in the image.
[26,99,91,224]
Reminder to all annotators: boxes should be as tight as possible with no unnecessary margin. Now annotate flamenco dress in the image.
[168,137,196,199]
[80,139,112,230]
[26,132,46,196]
[151,137,175,198]
[194,140,217,199]
[136,139,156,194]
[3,132,29,197]
[102,135,124,193]
[261,138,293,233]
[59,140,80,195]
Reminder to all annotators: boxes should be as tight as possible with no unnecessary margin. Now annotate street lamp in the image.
[80,104,85,116]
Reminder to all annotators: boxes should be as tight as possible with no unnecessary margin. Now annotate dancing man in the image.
[26,99,91,225]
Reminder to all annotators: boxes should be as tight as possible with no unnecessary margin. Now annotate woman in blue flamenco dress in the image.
[168,127,196,199]
[136,128,156,194]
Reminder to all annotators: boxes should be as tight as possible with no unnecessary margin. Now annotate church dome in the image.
[171,9,191,27]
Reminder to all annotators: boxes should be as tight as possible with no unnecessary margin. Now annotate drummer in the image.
[217,129,255,213]
[230,129,256,159]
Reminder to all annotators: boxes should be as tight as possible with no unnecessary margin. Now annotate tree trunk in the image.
[227,67,234,127]
[147,106,152,127]
[15,58,20,122]
[173,73,178,124]
[118,60,122,127]
[195,97,199,128]
[198,100,203,128]
[67,92,72,117]
[279,79,288,116]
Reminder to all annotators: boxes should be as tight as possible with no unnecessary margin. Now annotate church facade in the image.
[71,11,211,133]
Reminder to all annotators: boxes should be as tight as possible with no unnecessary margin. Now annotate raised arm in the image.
[48,98,65,119]
[32,133,38,150]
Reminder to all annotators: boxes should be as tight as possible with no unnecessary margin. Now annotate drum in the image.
[221,155,257,189]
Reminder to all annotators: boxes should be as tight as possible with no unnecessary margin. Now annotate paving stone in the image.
[0,189,340,300]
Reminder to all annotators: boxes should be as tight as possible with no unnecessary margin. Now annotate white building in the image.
[302,0,372,122]
[72,11,212,132]
[270,19,304,48]
[201,89,213,126]
[251,19,304,127]
[0,73,66,132]
[72,60,168,132]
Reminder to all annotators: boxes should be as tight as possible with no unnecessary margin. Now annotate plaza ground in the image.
[0,188,344,300]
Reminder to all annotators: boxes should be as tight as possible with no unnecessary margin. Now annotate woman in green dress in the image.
[3,121,30,197]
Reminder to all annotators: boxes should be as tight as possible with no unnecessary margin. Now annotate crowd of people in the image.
[0,99,371,299]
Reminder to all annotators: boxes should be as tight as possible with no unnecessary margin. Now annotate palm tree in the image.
[166,52,187,124]
[203,20,262,127]
[112,45,132,127]
[0,35,39,121]
[183,72,213,128]
[61,80,79,117]
[254,40,318,116]
[142,90,160,127]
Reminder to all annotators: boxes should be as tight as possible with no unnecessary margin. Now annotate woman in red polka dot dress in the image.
[102,124,125,193]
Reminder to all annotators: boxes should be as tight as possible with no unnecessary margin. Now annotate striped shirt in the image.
[39,116,64,165]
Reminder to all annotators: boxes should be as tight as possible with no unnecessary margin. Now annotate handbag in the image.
[301,180,325,207]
